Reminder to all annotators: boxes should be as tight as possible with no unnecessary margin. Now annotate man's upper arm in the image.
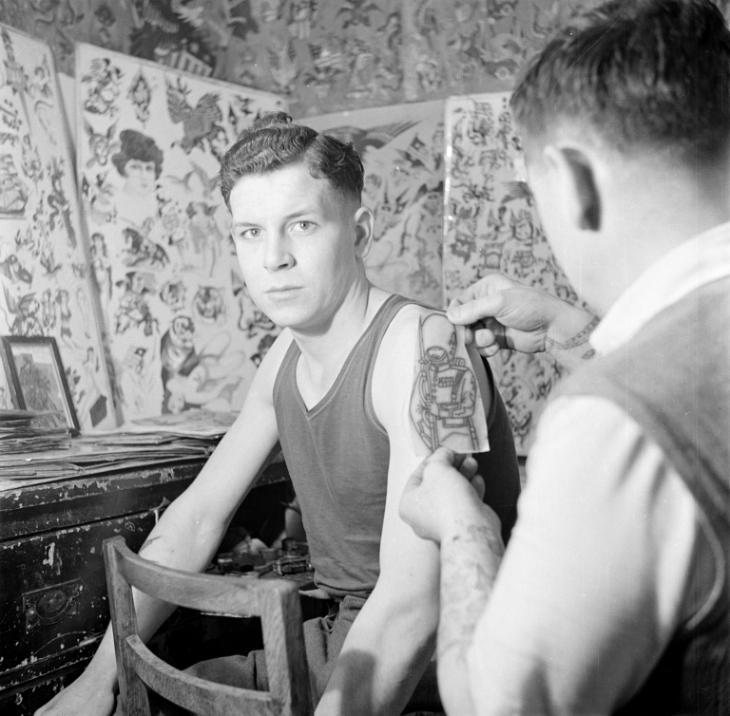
[320,308,494,713]
[406,310,490,455]
[371,306,493,597]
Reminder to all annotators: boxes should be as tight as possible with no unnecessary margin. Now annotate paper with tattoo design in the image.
[0,24,115,430]
[75,42,285,422]
[307,101,445,308]
[443,92,588,454]
[410,312,488,455]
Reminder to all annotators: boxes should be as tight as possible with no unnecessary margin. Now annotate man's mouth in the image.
[265,286,302,296]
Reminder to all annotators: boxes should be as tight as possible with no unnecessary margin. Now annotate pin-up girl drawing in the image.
[112,129,163,225]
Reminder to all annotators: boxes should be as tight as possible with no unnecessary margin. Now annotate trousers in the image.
[152,594,441,714]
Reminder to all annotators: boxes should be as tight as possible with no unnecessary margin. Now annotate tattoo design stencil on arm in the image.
[409,312,489,454]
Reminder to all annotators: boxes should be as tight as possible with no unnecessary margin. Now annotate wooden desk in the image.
[0,458,291,715]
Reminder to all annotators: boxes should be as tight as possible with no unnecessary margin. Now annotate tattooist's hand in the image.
[447,273,559,357]
[447,273,600,369]
[399,447,493,545]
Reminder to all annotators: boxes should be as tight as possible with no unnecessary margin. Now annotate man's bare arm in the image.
[317,306,494,715]
[399,449,504,716]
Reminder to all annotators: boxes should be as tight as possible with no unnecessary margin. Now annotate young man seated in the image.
[36,113,520,716]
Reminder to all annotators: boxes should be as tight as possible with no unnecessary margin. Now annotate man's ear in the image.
[353,206,374,256]
[543,144,601,231]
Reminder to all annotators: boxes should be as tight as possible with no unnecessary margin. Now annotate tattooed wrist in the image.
[545,314,599,352]
[444,518,503,554]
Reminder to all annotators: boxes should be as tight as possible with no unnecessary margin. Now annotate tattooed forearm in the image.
[409,312,489,453]
[437,522,504,661]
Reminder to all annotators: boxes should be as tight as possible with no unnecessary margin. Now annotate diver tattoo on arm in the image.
[409,312,489,454]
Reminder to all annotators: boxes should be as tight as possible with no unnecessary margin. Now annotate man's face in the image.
[229,162,363,333]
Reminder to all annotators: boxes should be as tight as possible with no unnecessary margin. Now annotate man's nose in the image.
[263,233,294,271]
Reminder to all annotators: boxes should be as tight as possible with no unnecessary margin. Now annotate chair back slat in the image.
[260,587,312,712]
[126,635,279,716]
[103,535,313,716]
[117,546,291,615]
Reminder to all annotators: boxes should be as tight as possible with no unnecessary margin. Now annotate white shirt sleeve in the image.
[466,395,711,715]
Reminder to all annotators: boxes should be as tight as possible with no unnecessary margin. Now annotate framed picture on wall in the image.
[0,341,21,411]
[1,336,80,434]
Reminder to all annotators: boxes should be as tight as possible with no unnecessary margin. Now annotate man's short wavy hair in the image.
[220,112,364,208]
[510,0,730,163]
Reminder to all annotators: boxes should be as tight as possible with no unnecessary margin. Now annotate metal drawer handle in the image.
[23,579,82,630]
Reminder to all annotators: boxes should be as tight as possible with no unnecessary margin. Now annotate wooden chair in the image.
[103,536,312,716]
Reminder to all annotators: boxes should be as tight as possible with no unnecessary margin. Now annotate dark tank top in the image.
[273,294,520,599]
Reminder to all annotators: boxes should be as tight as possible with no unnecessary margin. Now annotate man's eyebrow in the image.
[283,207,319,220]
[233,208,319,226]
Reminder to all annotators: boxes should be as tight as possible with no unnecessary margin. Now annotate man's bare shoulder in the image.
[378,302,439,349]
[372,302,435,388]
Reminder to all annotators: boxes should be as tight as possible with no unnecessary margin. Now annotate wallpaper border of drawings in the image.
[0,22,115,431]
[0,0,642,118]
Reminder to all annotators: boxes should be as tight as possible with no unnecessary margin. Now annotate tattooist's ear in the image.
[353,206,374,256]
[543,144,601,232]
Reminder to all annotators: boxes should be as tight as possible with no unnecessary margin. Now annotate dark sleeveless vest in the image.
[554,278,730,715]
[273,294,520,599]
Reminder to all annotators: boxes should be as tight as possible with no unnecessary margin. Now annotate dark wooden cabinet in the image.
[0,458,292,714]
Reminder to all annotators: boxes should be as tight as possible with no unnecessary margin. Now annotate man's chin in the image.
[258,306,304,329]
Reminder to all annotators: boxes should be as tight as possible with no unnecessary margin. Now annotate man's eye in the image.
[292,221,315,233]
[236,228,261,240]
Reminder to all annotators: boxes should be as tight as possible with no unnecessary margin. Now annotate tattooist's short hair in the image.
[510,0,730,163]
[219,112,364,208]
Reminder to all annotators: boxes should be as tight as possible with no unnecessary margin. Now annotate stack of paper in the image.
[0,409,72,455]
[0,409,238,489]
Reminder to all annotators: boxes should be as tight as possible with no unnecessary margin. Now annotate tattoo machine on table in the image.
[212,537,312,578]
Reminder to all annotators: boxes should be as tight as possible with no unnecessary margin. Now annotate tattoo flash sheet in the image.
[0,25,115,431]
[443,92,584,454]
[307,101,445,308]
[410,312,488,455]
[75,43,285,422]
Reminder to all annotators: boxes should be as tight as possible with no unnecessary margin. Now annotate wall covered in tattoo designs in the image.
[75,42,285,421]
[0,0,649,118]
[307,101,445,308]
[400,0,594,101]
[3,0,730,117]
[443,92,590,454]
[0,24,115,430]
[0,0,405,118]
